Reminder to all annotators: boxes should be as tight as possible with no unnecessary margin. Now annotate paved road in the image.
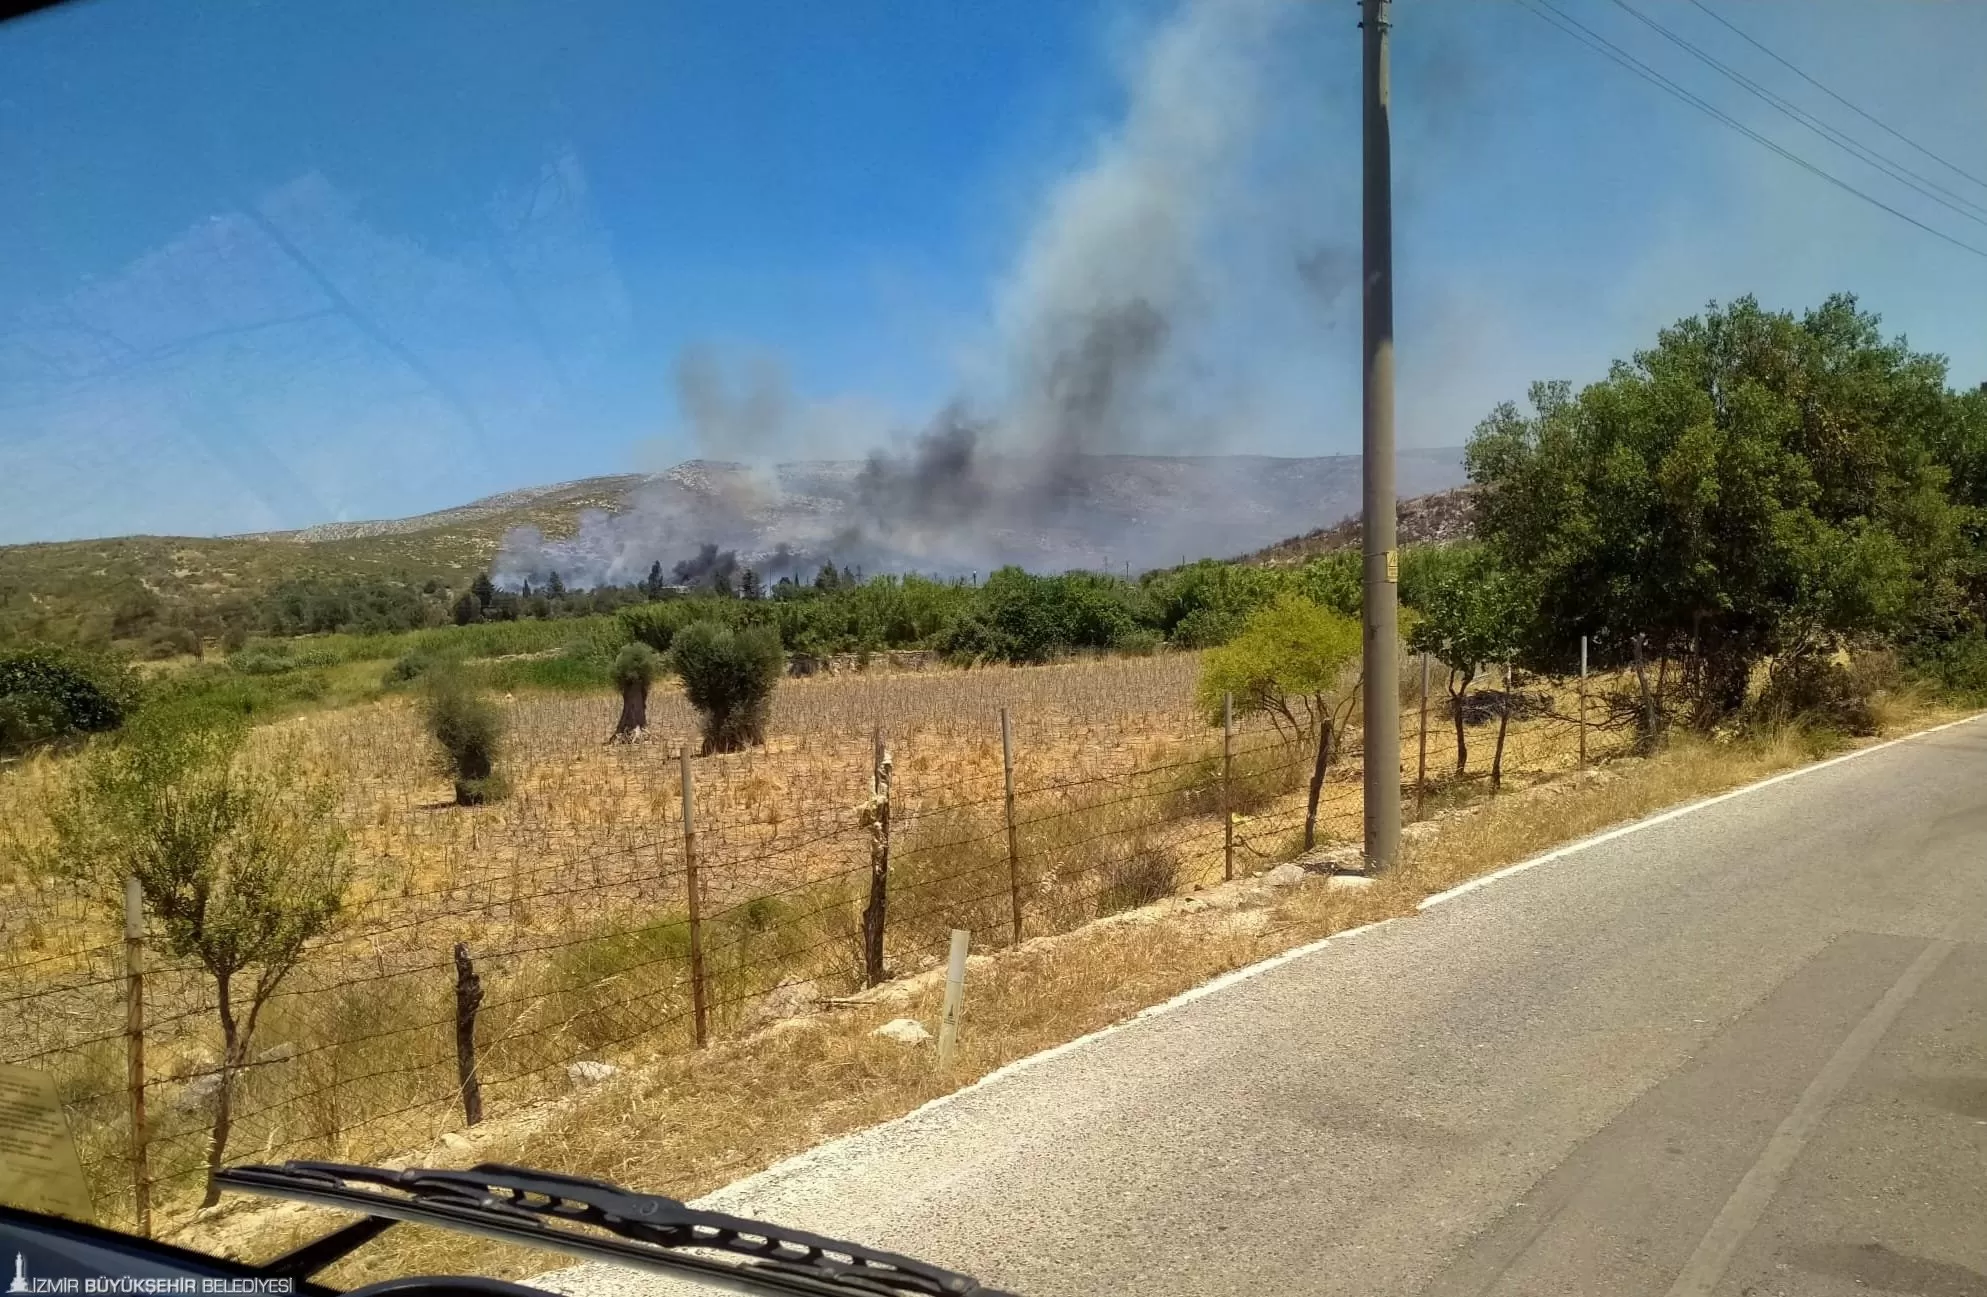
[547,718,1987,1297]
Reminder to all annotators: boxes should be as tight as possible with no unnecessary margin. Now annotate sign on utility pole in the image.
[1361,0,1400,872]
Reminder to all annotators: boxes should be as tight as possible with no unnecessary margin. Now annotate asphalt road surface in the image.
[544,716,1987,1297]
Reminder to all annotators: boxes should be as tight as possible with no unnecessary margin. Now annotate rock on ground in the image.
[566,1060,619,1087]
[873,1018,933,1047]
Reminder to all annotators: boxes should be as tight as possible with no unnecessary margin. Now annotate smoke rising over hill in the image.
[497,0,1354,587]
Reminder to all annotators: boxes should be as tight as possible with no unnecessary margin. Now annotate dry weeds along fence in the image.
[0,656,1635,1236]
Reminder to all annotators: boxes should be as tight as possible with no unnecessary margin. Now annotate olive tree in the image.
[672,621,783,754]
[423,670,506,804]
[1406,548,1526,777]
[1197,595,1362,849]
[23,712,347,1204]
[1467,295,1953,726]
[607,642,664,742]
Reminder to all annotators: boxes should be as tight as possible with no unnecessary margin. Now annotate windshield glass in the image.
[5,2,1985,1295]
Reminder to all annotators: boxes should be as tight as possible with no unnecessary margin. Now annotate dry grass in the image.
[173,689,1969,1284]
[8,645,1936,1254]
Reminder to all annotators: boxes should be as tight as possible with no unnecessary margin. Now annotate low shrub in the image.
[1747,651,1881,737]
[422,671,506,805]
[0,646,139,755]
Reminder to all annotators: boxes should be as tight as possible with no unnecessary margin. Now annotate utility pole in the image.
[1360,0,1400,872]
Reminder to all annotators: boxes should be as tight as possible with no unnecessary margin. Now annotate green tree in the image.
[0,647,138,756]
[423,670,506,804]
[672,621,783,754]
[451,591,483,626]
[1468,295,1955,725]
[470,572,497,611]
[1198,595,1363,848]
[1406,549,1527,777]
[608,642,664,742]
[20,712,347,1204]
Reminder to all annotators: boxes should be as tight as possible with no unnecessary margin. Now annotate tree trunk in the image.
[202,974,242,1208]
[1303,716,1335,850]
[1491,674,1512,792]
[610,681,649,741]
[1632,635,1658,749]
[1450,668,1473,774]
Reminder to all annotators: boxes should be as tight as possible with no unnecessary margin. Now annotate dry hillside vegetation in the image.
[3,650,1637,1235]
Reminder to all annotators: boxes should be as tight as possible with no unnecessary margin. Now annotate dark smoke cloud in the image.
[1296,245,1358,310]
[495,0,1306,588]
[671,542,740,591]
[855,406,991,525]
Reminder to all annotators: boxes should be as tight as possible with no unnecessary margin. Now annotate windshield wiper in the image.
[215,1161,1014,1297]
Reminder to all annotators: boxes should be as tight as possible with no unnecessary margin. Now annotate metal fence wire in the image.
[1,658,1641,1235]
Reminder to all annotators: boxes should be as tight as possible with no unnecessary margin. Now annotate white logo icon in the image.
[6,1252,27,1295]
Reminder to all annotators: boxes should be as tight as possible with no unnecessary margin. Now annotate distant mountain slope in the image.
[0,451,1468,638]
[1245,485,1478,567]
[493,449,1470,584]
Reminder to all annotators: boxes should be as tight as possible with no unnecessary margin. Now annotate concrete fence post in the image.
[936,929,970,1069]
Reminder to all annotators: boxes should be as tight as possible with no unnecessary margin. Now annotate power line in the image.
[1685,0,1987,196]
[1509,0,1987,263]
[1608,0,1987,231]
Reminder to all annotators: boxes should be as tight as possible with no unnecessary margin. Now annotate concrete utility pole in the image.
[1360,0,1400,872]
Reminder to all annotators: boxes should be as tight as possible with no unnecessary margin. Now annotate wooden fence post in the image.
[1000,709,1022,946]
[452,943,483,1126]
[1416,651,1430,822]
[1222,692,1235,882]
[1578,635,1589,770]
[1303,714,1334,851]
[861,728,893,987]
[123,876,151,1238]
[936,929,970,1070]
[681,746,708,1048]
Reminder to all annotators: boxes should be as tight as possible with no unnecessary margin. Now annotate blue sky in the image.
[1,0,1984,543]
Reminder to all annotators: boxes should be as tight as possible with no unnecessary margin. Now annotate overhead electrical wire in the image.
[1684,0,1987,196]
[1508,0,1987,263]
[1607,0,1987,230]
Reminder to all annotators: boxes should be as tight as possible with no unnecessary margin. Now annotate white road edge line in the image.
[690,710,1981,1213]
[1663,937,1956,1297]
[1418,711,1985,910]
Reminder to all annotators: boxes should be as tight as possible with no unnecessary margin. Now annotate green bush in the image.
[1748,653,1882,737]
[0,647,138,755]
[1903,627,1987,703]
[384,649,443,686]
[672,622,783,754]
[229,645,298,676]
[422,671,507,805]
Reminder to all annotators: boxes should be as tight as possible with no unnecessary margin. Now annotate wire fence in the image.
[0,651,1648,1237]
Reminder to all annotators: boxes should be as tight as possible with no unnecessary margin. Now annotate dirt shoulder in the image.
[179,699,1972,1286]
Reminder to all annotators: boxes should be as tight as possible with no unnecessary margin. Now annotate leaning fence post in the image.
[936,929,970,1070]
[1222,692,1235,882]
[681,746,708,1048]
[1416,651,1430,822]
[452,943,483,1126]
[123,876,151,1237]
[1578,635,1589,770]
[861,728,893,987]
[999,709,1022,946]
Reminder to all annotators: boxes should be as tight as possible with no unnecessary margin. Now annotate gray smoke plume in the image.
[673,345,791,459]
[495,0,1304,587]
